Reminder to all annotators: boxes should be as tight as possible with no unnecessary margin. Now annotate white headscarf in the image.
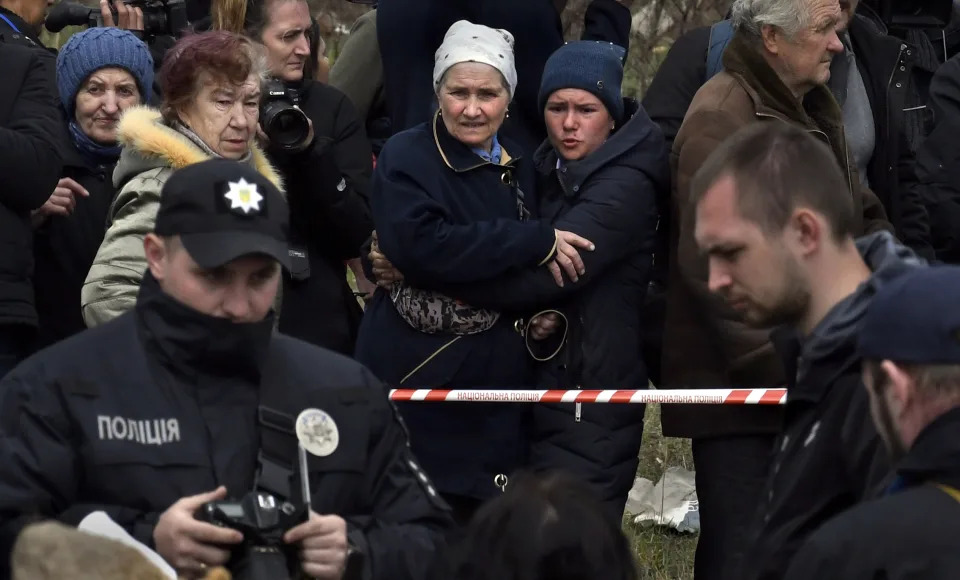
[433,20,518,98]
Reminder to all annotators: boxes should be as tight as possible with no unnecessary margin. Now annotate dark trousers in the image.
[692,435,775,580]
[0,325,33,380]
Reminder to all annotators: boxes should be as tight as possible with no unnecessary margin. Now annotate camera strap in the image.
[255,405,301,503]
[252,350,307,505]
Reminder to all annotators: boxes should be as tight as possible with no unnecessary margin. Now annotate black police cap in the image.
[154,159,291,270]
[859,266,960,364]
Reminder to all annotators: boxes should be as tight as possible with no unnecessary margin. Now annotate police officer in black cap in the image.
[784,265,960,580]
[0,158,452,580]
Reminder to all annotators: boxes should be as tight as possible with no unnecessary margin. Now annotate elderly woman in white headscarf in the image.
[354,20,592,524]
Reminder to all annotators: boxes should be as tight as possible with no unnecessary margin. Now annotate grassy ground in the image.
[624,404,697,580]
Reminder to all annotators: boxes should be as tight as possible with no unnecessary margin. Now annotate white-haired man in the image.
[661,0,895,578]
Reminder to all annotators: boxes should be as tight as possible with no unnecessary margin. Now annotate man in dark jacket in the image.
[832,2,934,258]
[663,2,894,577]
[0,160,452,580]
[692,122,920,580]
[376,0,634,155]
[783,265,960,580]
[0,0,63,378]
[916,49,960,263]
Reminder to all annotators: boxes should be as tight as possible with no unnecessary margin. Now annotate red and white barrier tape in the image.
[388,388,787,405]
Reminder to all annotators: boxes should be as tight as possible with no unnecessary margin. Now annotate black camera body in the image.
[197,491,310,580]
[260,79,312,151]
[44,0,188,36]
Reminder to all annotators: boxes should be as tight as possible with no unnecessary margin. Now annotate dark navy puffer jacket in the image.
[355,113,556,502]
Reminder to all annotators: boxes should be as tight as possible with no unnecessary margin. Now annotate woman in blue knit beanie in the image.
[54,27,154,162]
[31,27,153,348]
[500,40,669,524]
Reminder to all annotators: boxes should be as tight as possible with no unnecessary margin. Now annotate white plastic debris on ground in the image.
[624,466,700,534]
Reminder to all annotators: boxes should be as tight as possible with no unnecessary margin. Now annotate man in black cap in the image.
[784,265,960,580]
[0,159,452,580]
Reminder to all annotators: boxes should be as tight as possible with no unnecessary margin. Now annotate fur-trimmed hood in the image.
[113,106,284,193]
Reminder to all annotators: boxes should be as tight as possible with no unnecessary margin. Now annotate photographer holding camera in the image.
[0,159,452,580]
[210,0,374,355]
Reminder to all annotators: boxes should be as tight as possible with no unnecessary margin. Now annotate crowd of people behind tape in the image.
[2,0,960,577]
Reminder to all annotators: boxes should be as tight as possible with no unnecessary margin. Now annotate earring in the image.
[505,108,510,119]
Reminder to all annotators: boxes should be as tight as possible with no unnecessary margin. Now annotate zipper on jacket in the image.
[879,44,907,163]
[574,313,588,423]
[842,134,854,195]
[399,336,463,385]
[885,44,905,94]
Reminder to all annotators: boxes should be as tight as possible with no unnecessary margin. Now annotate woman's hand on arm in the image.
[369,231,405,287]
[528,312,562,340]
[550,229,595,287]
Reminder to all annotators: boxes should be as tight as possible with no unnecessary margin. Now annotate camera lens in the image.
[262,103,310,150]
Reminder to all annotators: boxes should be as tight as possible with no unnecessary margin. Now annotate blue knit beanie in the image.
[538,41,626,124]
[56,28,154,118]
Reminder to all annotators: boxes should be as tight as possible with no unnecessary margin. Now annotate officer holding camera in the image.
[0,159,452,580]
[215,0,374,355]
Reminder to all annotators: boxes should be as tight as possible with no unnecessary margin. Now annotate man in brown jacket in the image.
[661,0,893,578]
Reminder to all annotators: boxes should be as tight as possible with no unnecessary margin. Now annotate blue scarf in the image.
[69,121,123,165]
[471,134,502,165]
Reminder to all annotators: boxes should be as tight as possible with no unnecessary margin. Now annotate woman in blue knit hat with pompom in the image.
[32,27,153,348]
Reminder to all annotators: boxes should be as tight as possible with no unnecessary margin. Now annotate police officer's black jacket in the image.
[783,406,960,580]
[739,233,922,580]
[0,272,452,579]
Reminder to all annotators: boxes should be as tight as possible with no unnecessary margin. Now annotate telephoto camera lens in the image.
[261,102,310,150]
